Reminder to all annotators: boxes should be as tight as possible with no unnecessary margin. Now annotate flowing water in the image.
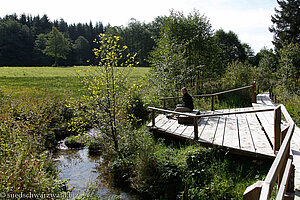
[54,140,138,199]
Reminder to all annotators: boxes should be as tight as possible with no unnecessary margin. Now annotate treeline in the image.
[0,13,254,67]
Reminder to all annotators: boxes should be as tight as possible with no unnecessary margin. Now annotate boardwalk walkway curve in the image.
[147,85,300,199]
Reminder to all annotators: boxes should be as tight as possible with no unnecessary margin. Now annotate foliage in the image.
[33,33,52,66]
[213,29,247,64]
[222,60,256,89]
[88,138,103,155]
[44,26,71,66]
[126,92,149,126]
[255,48,278,91]
[0,20,34,66]
[65,135,85,149]
[277,42,300,94]
[109,127,271,200]
[149,34,189,97]
[269,0,300,50]
[108,18,156,67]
[75,33,141,156]
[0,93,68,195]
[73,36,91,65]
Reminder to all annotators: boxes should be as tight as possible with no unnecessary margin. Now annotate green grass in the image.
[0,66,149,98]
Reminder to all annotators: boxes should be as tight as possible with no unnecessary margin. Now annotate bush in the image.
[108,126,271,200]
[65,135,85,149]
[88,139,103,155]
[126,92,149,126]
[0,93,68,195]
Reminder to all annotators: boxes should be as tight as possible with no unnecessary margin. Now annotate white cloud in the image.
[1,0,278,53]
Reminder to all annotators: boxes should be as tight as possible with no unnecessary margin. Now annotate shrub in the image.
[87,139,103,155]
[0,93,68,195]
[65,135,85,149]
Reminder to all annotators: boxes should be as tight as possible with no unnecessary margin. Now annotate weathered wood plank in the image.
[200,110,223,143]
[246,112,274,156]
[223,108,240,149]
[198,111,213,139]
[155,114,170,128]
[160,118,177,132]
[212,110,226,146]
[237,109,256,153]
[167,119,182,134]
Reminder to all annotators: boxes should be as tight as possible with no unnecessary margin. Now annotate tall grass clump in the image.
[0,92,70,195]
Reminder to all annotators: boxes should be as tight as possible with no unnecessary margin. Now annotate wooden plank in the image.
[201,110,223,143]
[237,109,256,153]
[148,113,165,127]
[173,123,189,136]
[223,108,240,149]
[160,118,177,132]
[246,112,274,156]
[198,111,213,138]
[213,109,227,146]
[155,114,170,128]
[167,119,182,134]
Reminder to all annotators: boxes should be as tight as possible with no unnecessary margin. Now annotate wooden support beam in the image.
[274,106,281,154]
[194,117,198,140]
[163,99,166,109]
[152,109,156,127]
[252,81,257,103]
[211,95,215,111]
[243,181,263,200]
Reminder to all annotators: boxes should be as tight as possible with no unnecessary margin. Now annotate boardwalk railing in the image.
[148,106,275,142]
[159,81,257,111]
[243,104,295,200]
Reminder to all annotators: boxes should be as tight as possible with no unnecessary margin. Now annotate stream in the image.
[54,140,138,199]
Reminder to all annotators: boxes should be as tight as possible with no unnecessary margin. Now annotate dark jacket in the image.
[182,93,194,110]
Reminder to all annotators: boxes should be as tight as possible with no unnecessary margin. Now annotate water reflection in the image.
[54,148,137,199]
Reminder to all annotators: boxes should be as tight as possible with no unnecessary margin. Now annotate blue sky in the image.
[1,0,278,53]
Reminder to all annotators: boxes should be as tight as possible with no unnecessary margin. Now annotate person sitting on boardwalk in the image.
[175,87,194,112]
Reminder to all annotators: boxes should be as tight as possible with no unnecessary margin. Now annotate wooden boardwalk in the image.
[148,106,278,158]
[148,91,300,198]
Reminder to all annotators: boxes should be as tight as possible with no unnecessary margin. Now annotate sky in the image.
[1,0,279,53]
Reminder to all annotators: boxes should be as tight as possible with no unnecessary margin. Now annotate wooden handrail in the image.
[244,104,295,200]
[159,81,256,110]
[259,124,295,200]
[159,85,252,101]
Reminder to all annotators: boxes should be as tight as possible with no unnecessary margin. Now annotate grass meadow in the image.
[0,66,149,98]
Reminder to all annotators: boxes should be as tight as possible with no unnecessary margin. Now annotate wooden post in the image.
[274,106,281,154]
[163,100,166,109]
[243,181,263,200]
[280,126,289,146]
[252,81,257,103]
[194,116,198,140]
[269,86,273,99]
[211,95,215,111]
[152,109,156,127]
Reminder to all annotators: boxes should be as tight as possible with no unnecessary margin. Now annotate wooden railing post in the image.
[163,99,166,109]
[252,81,257,103]
[211,95,215,111]
[152,109,156,127]
[269,86,273,99]
[274,105,281,154]
[194,116,198,140]
[243,181,263,200]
